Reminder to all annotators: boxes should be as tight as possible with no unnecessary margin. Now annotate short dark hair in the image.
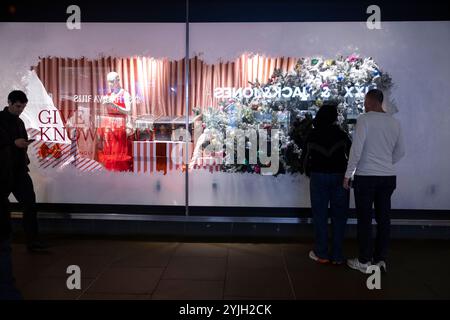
[8,90,28,104]
[366,89,383,104]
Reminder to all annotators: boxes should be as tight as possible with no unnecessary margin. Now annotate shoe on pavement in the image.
[347,258,372,274]
[309,250,330,264]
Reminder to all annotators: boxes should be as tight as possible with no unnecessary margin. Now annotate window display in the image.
[30,53,393,177]
[1,21,449,210]
[190,54,393,175]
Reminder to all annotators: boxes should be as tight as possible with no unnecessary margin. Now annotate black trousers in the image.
[353,175,396,264]
[0,196,11,242]
[0,171,38,244]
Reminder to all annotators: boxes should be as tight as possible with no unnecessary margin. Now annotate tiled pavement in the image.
[10,238,450,300]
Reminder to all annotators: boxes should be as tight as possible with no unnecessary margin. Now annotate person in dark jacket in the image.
[0,90,47,252]
[300,103,352,264]
[0,124,14,239]
[0,121,23,299]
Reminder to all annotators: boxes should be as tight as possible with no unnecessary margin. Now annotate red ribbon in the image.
[39,143,62,159]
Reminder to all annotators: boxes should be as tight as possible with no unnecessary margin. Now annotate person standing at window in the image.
[344,89,405,274]
[301,103,352,265]
[0,90,47,253]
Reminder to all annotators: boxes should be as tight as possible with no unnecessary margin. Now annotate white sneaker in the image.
[308,250,330,264]
[347,258,372,274]
[374,261,387,273]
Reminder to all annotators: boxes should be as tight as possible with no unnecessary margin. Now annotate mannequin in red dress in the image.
[97,72,133,171]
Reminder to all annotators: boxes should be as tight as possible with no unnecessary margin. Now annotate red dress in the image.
[97,90,132,171]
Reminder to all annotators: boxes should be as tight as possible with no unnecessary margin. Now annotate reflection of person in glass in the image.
[97,72,132,171]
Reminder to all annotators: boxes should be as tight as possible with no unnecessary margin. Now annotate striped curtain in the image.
[34,54,297,122]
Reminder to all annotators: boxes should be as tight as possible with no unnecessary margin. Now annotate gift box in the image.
[133,141,193,174]
[134,115,156,141]
[134,115,202,142]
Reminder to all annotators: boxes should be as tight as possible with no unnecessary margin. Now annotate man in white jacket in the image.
[343,89,405,274]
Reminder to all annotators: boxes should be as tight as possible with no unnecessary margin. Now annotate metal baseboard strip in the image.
[10,212,450,226]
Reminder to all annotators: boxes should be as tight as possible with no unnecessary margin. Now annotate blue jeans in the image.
[310,172,349,262]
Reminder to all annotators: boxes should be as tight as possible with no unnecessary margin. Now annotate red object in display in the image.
[38,143,63,160]
[27,128,104,172]
[34,141,72,169]
[106,90,128,113]
[97,114,132,172]
[96,89,132,172]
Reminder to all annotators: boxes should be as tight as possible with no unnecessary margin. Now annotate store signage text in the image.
[214,85,372,100]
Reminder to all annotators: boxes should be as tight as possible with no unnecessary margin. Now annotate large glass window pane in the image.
[0,22,187,209]
[187,20,450,211]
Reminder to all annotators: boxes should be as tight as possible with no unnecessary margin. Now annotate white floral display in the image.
[195,54,394,174]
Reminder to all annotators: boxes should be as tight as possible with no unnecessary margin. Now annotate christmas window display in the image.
[33,56,190,174]
[31,54,393,176]
[191,54,394,175]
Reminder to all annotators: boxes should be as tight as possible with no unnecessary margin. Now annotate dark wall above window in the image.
[1,0,449,22]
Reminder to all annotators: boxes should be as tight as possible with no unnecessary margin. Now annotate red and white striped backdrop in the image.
[133,141,194,174]
[27,128,224,174]
[27,128,103,172]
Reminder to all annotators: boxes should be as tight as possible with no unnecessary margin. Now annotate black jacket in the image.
[0,107,30,176]
[300,124,352,176]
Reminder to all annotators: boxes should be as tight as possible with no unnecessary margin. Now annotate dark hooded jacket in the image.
[300,105,352,176]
